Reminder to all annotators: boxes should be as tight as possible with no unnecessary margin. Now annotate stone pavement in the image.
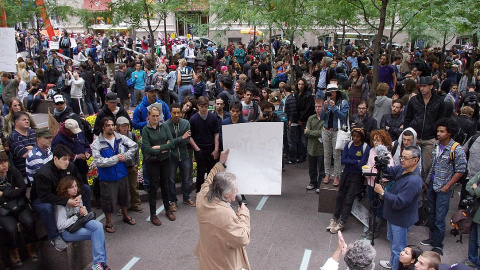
[16,112,470,270]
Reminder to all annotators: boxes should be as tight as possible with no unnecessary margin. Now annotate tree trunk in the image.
[440,31,447,73]
[340,23,345,53]
[469,34,478,82]
[369,0,388,114]
[387,7,395,63]
[289,30,295,87]
[36,16,44,68]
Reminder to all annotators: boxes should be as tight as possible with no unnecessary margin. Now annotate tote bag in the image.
[335,108,351,150]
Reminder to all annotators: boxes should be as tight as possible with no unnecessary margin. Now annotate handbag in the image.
[143,152,159,163]
[66,212,96,233]
[415,193,429,226]
[0,196,26,216]
[335,106,351,150]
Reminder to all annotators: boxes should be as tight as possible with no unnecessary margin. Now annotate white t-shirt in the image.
[105,137,115,149]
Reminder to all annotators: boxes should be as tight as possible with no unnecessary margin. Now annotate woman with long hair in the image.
[180,96,197,120]
[26,76,42,113]
[320,85,349,186]
[55,176,110,270]
[398,245,423,270]
[348,67,364,116]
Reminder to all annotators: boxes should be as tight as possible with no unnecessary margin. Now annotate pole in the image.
[0,0,6,27]
[36,0,55,40]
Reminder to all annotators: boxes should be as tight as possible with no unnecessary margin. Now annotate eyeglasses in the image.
[54,102,65,105]
[399,156,417,161]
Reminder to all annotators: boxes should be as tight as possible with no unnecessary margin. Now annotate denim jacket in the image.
[427,139,467,192]
[320,99,349,130]
[164,70,177,91]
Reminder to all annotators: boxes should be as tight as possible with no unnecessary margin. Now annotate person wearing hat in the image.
[115,116,143,213]
[93,92,132,135]
[26,128,53,185]
[8,111,36,184]
[327,126,370,234]
[51,94,85,133]
[51,118,92,187]
[132,85,171,134]
[320,83,349,186]
[0,149,39,266]
[404,76,446,182]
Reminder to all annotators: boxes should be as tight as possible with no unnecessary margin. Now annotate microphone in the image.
[374,144,389,157]
[235,194,243,207]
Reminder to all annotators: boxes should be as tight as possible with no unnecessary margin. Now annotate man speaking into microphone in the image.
[374,145,422,270]
[194,149,251,270]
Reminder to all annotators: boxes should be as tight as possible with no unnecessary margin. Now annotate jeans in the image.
[178,85,192,105]
[333,172,363,225]
[194,148,216,193]
[84,94,99,115]
[367,185,384,219]
[287,125,300,163]
[130,87,136,107]
[61,220,107,265]
[2,103,9,116]
[169,157,191,202]
[145,158,171,214]
[387,222,411,270]
[307,154,324,188]
[0,208,36,249]
[32,184,91,241]
[427,181,452,249]
[157,90,170,105]
[26,94,41,112]
[469,223,480,268]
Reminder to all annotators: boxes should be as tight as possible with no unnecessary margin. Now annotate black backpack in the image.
[104,52,114,63]
[463,94,478,111]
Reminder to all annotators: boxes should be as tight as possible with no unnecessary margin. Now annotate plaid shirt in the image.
[428,139,467,192]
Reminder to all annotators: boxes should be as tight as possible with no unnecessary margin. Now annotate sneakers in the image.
[170,202,178,212]
[306,184,316,190]
[51,236,67,251]
[326,219,338,230]
[330,222,344,234]
[184,199,196,207]
[379,261,392,269]
[315,188,320,194]
[92,262,111,270]
[431,247,443,256]
[420,238,433,246]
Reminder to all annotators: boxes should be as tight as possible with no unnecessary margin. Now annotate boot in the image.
[365,217,382,240]
[26,243,38,262]
[9,248,23,267]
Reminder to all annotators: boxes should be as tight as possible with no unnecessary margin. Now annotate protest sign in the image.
[222,122,283,195]
[0,28,17,72]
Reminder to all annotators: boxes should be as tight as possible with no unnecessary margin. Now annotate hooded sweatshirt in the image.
[373,96,392,128]
[391,128,421,172]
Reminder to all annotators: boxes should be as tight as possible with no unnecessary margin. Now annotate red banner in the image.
[0,1,7,27]
[36,0,55,40]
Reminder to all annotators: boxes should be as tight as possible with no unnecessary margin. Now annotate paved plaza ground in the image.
[10,113,470,270]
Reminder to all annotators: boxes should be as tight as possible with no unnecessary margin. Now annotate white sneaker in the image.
[379,260,392,269]
[51,236,67,251]
[326,219,338,230]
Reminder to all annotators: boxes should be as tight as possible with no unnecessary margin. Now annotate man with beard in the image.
[350,100,377,145]
[380,99,405,141]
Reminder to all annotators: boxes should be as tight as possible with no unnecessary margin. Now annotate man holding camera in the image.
[374,145,423,269]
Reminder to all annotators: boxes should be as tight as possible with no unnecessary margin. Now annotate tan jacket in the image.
[194,163,251,270]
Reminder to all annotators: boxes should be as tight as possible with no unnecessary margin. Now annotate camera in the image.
[459,195,476,210]
[374,154,390,170]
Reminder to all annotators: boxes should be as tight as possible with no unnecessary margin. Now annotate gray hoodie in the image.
[392,127,421,172]
[373,96,392,128]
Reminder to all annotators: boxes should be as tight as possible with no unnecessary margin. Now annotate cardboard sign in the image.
[0,28,17,72]
[49,41,59,50]
[351,199,370,227]
[222,122,283,195]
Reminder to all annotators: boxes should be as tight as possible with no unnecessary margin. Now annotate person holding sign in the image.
[194,149,251,270]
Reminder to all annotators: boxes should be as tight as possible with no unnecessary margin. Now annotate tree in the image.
[109,0,194,60]
[454,0,480,79]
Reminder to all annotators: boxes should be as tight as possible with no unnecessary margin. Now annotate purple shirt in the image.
[378,64,395,89]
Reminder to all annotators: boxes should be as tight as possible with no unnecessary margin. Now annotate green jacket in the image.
[305,114,324,156]
[164,118,191,162]
[141,122,181,162]
[466,172,480,224]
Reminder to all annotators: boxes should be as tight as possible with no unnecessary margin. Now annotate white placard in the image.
[49,41,59,50]
[351,199,370,227]
[0,28,17,72]
[222,122,283,195]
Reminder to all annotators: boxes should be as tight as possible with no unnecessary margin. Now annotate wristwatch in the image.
[219,162,227,168]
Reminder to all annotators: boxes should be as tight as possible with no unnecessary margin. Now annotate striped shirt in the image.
[26,145,53,183]
[8,128,36,177]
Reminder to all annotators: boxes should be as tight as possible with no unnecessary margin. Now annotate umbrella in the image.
[239,28,263,35]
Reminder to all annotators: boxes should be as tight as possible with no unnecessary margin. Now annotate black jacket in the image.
[115,70,129,100]
[313,67,336,90]
[455,115,476,141]
[285,93,298,123]
[80,69,95,95]
[0,166,26,205]
[380,113,405,141]
[93,105,132,135]
[31,161,80,205]
[404,90,445,140]
[296,90,315,122]
[350,113,377,144]
[44,68,60,85]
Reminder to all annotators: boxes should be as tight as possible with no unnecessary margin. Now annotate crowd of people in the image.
[2,28,480,270]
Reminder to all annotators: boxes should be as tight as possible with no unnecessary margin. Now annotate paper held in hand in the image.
[222,122,283,195]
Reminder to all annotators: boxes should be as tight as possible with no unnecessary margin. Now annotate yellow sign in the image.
[187,34,191,39]
[170,33,175,39]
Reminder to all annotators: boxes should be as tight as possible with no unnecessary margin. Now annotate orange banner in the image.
[36,0,55,40]
[0,1,6,27]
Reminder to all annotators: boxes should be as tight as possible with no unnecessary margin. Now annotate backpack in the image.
[454,126,468,145]
[143,39,148,46]
[152,74,166,92]
[101,74,110,89]
[450,209,472,236]
[463,94,478,112]
[347,141,368,154]
[104,52,114,63]
[274,110,288,122]
[61,37,70,48]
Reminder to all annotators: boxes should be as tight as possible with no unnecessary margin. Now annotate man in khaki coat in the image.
[194,150,251,270]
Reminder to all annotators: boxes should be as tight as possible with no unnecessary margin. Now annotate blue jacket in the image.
[132,96,171,132]
[383,165,423,227]
[320,99,349,129]
[91,132,138,182]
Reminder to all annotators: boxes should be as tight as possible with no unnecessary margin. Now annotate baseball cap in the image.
[468,82,476,88]
[145,85,158,92]
[64,119,82,134]
[53,95,65,104]
[116,116,130,125]
[168,65,177,70]
[105,92,118,102]
[326,83,339,92]
[35,127,54,138]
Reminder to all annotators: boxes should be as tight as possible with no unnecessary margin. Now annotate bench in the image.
[317,182,339,213]
[40,240,92,270]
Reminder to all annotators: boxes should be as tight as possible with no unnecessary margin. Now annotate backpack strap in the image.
[450,142,460,161]
[362,143,367,154]
[466,134,480,159]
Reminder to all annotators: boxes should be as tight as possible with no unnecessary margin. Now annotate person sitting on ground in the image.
[26,128,53,186]
[320,231,376,270]
[414,251,441,270]
[54,176,110,270]
[2,97,37,142]
[398,245,423,270]
[8,111,37,184]
[0,149,38,267]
